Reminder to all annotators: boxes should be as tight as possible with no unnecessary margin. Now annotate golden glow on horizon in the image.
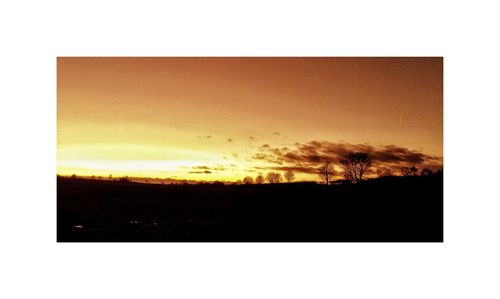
[57,143,259,180]
[58,57,443,181]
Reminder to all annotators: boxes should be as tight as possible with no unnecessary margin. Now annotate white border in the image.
[1,1,500,298]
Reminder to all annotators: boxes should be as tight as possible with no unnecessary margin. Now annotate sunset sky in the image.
[57,57,443,182]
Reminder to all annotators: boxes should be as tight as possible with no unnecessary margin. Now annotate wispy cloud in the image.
[399,99,408,126]
[192,165,228,171]
[192,166,210,170]
[188,170,212,174]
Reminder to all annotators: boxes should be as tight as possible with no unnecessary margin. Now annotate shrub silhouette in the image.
[401,166,419,176]
[284,170,295,183]
[400,167,412,176]
[255,175,265,184]
[410,166,418,176]
[421,168,434,176]
[243,176,254,184]
[266,172,282,184]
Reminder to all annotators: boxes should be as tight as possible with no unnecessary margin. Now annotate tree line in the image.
[243,152,441,185]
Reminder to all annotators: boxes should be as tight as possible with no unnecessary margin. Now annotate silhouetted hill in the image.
[57,175,443,242]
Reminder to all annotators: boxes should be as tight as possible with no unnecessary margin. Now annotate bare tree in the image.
[319,161,335,185]
[243,176,254,184]
[255,175,265,184]
[284,170,295,183]
[341,153,372,183]
[266,172,282,184]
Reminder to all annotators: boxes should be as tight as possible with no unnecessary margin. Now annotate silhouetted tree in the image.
[421,168,433,176]
[341,153,372,183]
[284,170,295,183]
[410,166,418,176]
[255,175,265,184]
[319,161,335,185]
[400,167,410,176]
[266,172,282,184]
[71,174,76,179]
[243,176,254,184]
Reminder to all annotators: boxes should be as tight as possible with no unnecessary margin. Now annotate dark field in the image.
[57,175,443,242]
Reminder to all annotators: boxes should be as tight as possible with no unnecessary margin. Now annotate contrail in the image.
[398,99,408,126]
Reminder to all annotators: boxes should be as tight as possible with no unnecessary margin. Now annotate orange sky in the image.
[57,57,443,181]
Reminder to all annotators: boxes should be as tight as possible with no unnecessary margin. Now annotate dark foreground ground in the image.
[57,175,443,242]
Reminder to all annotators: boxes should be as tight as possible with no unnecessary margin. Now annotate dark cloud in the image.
[272,132,280,135]
[188,170,212,174]
[252,140,442,175]
[249,136,255,140]
[227,138,233,142]
[371,145,430,164]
